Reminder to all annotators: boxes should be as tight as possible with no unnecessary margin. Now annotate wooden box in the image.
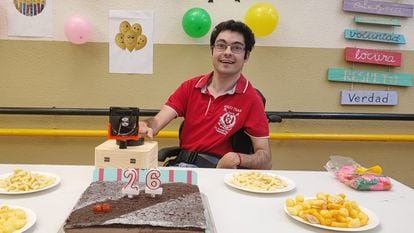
[95,140,158,168]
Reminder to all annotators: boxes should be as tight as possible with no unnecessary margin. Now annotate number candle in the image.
[122,168,140,198]
[145,169,163,197]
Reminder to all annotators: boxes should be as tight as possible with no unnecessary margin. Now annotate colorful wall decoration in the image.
[328,0,414,106]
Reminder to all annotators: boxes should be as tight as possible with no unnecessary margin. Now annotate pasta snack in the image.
[0,169,55,192]
[230,171,288,191]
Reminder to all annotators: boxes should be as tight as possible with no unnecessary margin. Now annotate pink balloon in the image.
[64,15,92,44]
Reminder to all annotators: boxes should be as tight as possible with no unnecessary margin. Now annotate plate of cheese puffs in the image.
[284,193,380,231]
[0,204,36,233]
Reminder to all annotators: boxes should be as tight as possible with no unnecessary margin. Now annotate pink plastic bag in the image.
[325,156,392,191]
[335,166,392,191]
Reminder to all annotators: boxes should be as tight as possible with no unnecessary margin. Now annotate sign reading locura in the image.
[344,29,405,44]
[343,0,413,18]
[345,47,401,67]
[328,68,413,87]
[341,90,398,105]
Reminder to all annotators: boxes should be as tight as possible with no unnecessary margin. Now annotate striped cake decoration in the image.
[93,168,197,185]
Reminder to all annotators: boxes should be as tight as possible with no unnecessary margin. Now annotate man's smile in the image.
[219,58,235,64]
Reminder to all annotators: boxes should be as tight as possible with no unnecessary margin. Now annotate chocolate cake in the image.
[64,181,207,233]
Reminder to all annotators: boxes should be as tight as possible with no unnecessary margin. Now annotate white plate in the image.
[0,171,60,195]
[284,200,380,231]
[0,204,36,233]
[224,172,296,194]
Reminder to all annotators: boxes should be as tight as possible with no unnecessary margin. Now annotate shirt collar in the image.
[195,72,249,95]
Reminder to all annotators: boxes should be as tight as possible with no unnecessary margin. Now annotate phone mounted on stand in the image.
[108,107,143,149]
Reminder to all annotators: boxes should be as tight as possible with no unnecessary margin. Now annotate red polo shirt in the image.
[165,72,269,157]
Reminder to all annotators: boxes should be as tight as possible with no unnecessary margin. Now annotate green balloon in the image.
[182,8,211,38]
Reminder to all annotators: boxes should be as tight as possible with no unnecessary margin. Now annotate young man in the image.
[139,20,271,169]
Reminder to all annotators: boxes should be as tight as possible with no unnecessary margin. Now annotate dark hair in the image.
[210,20,255,58]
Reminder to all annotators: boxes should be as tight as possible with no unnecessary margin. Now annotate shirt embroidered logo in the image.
[216,110,238,135]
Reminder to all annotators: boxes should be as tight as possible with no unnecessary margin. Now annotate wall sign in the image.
[341,90,398,105]
[354,16,401,27]
[344,29,405,44]
[345,47,402,67]
[343,0,413,18]
[328,68,413,87]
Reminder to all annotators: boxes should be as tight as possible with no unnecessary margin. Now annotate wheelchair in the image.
[158,89,282,168]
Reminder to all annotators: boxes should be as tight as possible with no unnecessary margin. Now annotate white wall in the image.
[1,0,413,49]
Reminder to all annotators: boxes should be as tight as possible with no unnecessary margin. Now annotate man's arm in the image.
[138,105,177,139]
[216,137,272,169]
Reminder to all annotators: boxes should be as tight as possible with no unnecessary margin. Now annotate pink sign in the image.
[345,47,402,67]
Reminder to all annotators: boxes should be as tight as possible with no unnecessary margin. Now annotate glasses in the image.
[213,41,245,54]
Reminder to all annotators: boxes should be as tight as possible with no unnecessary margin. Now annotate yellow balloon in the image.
[245,3,279,37]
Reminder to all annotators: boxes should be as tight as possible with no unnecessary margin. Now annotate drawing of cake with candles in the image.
[14,0,46,17]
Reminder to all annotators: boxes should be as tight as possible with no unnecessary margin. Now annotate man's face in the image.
[212,30,248,76]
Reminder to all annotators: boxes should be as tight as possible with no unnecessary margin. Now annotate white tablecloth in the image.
[0,164,412,233]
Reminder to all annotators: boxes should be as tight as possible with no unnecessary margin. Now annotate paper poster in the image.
[109,10,154,74]
[7,0,53,37]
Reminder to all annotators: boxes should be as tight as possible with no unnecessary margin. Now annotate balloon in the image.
[182,8,211,38]
[245,3,279,37]
[64,15,92,44]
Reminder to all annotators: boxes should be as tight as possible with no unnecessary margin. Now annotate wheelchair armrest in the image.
[158,146,181,162]
[267,114,282,123]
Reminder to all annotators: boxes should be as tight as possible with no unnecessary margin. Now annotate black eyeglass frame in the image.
[212,41,246,54]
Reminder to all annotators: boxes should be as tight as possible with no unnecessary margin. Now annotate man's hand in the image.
[216,152,241,169]
[138,121,154,139]
[138,106,177,140]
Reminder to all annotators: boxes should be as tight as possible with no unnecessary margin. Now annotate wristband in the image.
[236,153,242,166]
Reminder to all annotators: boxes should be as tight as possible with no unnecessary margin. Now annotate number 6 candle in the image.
[145,169,163,196]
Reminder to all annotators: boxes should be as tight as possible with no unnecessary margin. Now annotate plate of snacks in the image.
[224,171,295,194]
[0,204,36,233]
[284,192,380,231]
[0,169,60,194]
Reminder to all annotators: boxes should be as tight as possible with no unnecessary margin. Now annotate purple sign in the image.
[343,0,413,17]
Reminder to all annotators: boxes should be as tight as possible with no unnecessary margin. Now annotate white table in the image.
[0,164,412,233]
